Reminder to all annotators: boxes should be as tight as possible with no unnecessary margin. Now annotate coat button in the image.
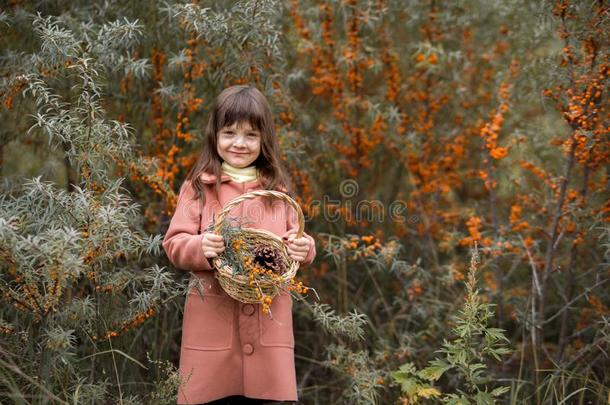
[242,304,255,316]
[243,343,254,355]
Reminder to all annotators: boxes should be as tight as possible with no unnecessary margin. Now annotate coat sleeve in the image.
[282,202,316,265]
[162,180,213,271]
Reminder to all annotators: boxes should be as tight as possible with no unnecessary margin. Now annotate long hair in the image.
[185,84,294,207]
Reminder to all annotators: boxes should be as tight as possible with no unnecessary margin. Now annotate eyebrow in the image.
[223,128,260,134]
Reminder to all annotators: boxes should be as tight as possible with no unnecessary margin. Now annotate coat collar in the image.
[199,171,287,192]
[199,171,233,184]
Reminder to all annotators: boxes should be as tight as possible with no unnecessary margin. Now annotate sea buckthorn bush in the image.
[0,1,607,404]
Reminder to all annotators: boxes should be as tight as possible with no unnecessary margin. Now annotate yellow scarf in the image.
[221,161,259,183]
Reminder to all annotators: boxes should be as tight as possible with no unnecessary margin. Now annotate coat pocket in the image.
[258,292,294,348]
[182,292,234,351]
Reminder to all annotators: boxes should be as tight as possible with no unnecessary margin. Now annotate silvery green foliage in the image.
[164,0,285,91]
[20,13,149,185]
[311,302,367,342]
[146,351,191,405]
[0,177,161,265]
[311,303,380,404]
[68,377,110,405]
[325,343,384,404]
[32,12,150,78]
[0,10,181,403]
[168,0,283,59]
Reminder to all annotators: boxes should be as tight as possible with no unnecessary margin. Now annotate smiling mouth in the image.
[231,152,248,155]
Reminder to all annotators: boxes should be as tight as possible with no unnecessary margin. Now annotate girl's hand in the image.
[283,233,311,263]
[201,232,225,259]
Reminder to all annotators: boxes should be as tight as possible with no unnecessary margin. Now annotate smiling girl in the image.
[162,85,316,405]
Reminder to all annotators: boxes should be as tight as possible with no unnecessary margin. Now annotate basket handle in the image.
[212,190,305,239]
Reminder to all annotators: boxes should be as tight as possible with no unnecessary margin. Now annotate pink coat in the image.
[162,171,316,404]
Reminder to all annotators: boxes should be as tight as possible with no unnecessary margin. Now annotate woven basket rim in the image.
[212,190,305,238]
[208,190,305,303]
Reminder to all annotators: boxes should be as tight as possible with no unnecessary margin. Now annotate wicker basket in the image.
[210,190,304,304]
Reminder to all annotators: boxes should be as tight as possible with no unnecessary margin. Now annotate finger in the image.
[294,250,308,258]
[211,240,225,248]
[207,234,224,242]
[291,254,306,262]
[204,236,225,246]
[202,241,223,250]
[287,246,304,258]
[288,247,305,260]
[292,242,309,252]
[287,244,304,254]
[292,238,310,246]
[204,251,218,258]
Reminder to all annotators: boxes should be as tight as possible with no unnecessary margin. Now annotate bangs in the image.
[217,92,265,132]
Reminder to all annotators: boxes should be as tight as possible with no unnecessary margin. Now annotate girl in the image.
[162,84,316,405]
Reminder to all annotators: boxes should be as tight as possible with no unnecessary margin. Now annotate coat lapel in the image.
[199,171,232,184]
[199,170,287,192]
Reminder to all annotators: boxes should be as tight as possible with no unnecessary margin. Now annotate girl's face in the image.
[216,120,261,168]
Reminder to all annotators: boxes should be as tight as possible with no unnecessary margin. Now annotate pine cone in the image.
[252,245,286,275]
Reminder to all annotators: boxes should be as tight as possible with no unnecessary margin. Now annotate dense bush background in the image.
[0,0,607,403]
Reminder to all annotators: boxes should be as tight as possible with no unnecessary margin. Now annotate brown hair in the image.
[185,84,294,206]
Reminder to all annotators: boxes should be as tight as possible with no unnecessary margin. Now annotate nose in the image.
[233,135,247,147]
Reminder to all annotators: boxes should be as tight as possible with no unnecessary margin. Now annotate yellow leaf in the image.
[417,387,441,399]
